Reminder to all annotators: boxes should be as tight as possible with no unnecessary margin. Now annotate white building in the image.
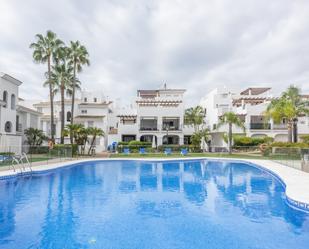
[0,73,41,153]
[108,86,195,147]
[34,91,112,151]
[200,87,309,148]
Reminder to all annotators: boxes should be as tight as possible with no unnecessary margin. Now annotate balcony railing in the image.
[139,127,158,131]
[249,123,271,130]
[162,126,181,131]
[273,124,287,130]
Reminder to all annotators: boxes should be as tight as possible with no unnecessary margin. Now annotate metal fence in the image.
[0,145,75,170]
[1,145,309,173]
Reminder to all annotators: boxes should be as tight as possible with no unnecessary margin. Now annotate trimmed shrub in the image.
[300,135,309,144]
[233,136,273,147]
[157,145,201,153]
[117,141,152,153]
[270,142,309,148]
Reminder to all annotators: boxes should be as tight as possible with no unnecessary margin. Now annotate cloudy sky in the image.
[1,0,309,106]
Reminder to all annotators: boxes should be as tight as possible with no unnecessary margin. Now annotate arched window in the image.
[11,94,16,110]
[67,111,72,122]
[5,121,12,132]
[3,91,8,108]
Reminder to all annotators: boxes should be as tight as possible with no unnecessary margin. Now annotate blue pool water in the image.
[0,159,309,249]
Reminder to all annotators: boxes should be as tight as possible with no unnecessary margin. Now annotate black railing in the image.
[140,127,158,131]
[250,123,271,129]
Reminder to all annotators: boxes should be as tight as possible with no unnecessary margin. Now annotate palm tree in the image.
[282,85,309,142]
[30,31,64,142]
[87,127,104,155]
[265,86,309,143]
[184,106,205,132]
[217,112,245,154]
[50,62,74,144]
[65,124,84,144]
[67,41,90,125]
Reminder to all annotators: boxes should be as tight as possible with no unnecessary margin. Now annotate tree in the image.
[217,112,245,154]
[184,106,206,132]
[50,60,74,144]
[265,86,309,143]
[67,41,90,125]
[30,31,64,142]
[282,85,309,142]
[64,124,84,144]
[24,128,47,147]
[87,127,104,155]
[191,128,210,147]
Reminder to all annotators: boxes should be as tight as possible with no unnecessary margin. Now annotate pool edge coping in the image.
[1,157,309,212]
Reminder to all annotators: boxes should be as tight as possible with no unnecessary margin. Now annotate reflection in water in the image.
[0,160,309,249]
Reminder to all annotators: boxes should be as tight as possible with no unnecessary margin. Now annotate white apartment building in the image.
[0,73,41,153]
[34,91,112,151]
[200,87,309,147]
[108,87,195,147]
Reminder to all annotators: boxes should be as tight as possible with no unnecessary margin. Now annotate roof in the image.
[136,100,182,107]
[232,97,272,106]
[0,73,22,86]
[79,101,112,106]
[17,105,43,115]
[137,88,186,97]
[240,87,271,95]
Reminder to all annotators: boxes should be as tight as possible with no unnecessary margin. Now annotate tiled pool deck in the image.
[1,157,309,212]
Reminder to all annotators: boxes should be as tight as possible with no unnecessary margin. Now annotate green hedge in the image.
[157,145,202,153]
[0,152,14,156]
[300,135,309,144]
[270,142,309,148]
[233,136,273,147]
[117,141,152,153]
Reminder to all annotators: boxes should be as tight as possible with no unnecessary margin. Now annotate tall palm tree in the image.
[67,41,90,125]
[282,85,309,142]
[51,62,74,144]
[30,30,64,141]
[184,106,205,132]
[87,127,104,155]
[265,86,309,143]
[217,112,245,154]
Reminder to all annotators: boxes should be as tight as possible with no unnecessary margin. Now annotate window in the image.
[11,94,16,110]
[84,97,87,102]
[94,98,97,102]
[5,121,12,132]
[3,91,8,108]
[88,121,94,128]
[67,111,72,122]
[81,110,87,114]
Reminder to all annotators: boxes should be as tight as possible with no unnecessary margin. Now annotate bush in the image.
[0,152,14,156]
[300,135,309,144]
[128,140,152,146]
[117,141,152,153]
[28,146,49,154]
[233,136,273,147]
[270,142,309,148]
[157,145,201,153]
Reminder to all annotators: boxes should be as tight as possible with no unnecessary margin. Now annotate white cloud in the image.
[1,0,309,106]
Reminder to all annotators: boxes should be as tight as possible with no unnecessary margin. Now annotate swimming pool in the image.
[0,159,309,249]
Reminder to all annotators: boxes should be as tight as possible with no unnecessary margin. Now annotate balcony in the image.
[249,123,271,130]
[162,118,181,131]
[140,118,158,131]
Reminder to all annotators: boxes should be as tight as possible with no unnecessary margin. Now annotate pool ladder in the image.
[11,153,32,174]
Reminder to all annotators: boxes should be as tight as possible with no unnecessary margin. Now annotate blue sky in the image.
[1,0,309,106]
